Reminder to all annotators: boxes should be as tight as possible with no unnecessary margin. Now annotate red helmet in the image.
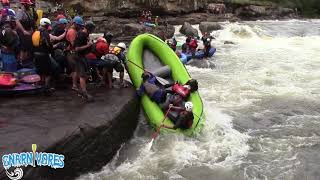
[1,0,10,5]
[20,0,33,5]
[56,14,66,21]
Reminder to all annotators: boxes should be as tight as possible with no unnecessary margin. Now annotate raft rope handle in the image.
[151,105,172,140]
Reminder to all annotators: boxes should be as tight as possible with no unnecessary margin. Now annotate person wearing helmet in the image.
[0,14,19,72]
[85,37,113,87]
[136,71,169,103]
[161,101,194,130]
[32,17,55,89]
[71,20,96,101]
[103,32,113,45]
[105,42,128,88]
[15,0,37,65]
[201,32,214,57]
[66,16,85,92]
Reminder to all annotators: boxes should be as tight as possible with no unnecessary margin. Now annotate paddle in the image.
[126,59,171,86]
[146,105,172,150]
[32,144,37,167]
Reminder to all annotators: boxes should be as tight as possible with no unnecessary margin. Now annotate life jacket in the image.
[32,30,41,47]
[189,39,198,50]
[111,47,121,56]
[172,83,190,98]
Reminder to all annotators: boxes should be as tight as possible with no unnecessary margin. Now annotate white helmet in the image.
[185,102,193,112]
[40,18,51,26]
[117,42,126,50]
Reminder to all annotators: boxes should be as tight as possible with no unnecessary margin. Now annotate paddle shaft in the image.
[151,106,172,140]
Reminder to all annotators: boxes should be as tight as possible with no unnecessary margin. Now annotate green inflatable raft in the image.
[127,34,204,136]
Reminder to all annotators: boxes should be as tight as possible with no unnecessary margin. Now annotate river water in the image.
[79,20,320,180]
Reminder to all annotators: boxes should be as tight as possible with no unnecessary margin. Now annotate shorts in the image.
[88,59,112,68]
[34,53,56,76]
[75,55,89,78]
[151,89,166,103]
[113,61,124,72]
[67,53,77,73]
[18,32,33,52]
[0,53,17,72]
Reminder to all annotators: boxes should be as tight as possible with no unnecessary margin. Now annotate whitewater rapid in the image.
[79,20,320,180]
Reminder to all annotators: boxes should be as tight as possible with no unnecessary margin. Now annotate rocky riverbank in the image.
[0,85,140,180]
[26,0,307,42]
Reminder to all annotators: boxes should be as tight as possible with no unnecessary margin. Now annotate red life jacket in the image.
[172,83,190,98]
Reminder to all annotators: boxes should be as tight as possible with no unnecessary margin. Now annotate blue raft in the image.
[181,47,217,63]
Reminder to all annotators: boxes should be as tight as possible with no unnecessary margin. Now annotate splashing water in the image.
[78,20,320,180]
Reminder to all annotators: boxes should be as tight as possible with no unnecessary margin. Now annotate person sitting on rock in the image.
[201,32,214,57]
[161,102,194,130]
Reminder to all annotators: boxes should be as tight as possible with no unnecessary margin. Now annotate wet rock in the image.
[95,18,175,42]
[0,85,140,180]
[224,41,236,45]
[186,59,216,69]
[199,22,222,34]
[179,22,199,37]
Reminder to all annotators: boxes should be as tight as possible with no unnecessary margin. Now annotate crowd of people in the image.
[167,32,214,58]
[0,0,128,102]
[0,0,199,129]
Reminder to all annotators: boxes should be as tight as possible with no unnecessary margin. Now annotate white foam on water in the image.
[78,20,320,180]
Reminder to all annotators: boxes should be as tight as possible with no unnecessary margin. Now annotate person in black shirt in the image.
[73,21,95,101]
[201,32,214,57]
[33,18,54,89]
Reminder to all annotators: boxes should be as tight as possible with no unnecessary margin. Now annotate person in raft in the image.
[161,102,194,130]
[137,72,199,104]
[201,32,214,57]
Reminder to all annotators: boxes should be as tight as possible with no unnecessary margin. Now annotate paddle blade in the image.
[32,144,37,152]
[146,139,154,151]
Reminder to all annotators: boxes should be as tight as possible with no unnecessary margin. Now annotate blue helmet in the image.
[73,16,84,26]
[58,18,68,25]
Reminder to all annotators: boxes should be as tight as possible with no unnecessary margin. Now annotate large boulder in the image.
[199,22,222,34]
[0,86,140,180]
[94,18,175,42]
[235,5,267,18]
[49,0,207,17]
[179,22,198,37]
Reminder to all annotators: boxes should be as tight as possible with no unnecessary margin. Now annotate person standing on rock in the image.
[16,0,37,67]
[66,16,85,92]
[73,20,96,101]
